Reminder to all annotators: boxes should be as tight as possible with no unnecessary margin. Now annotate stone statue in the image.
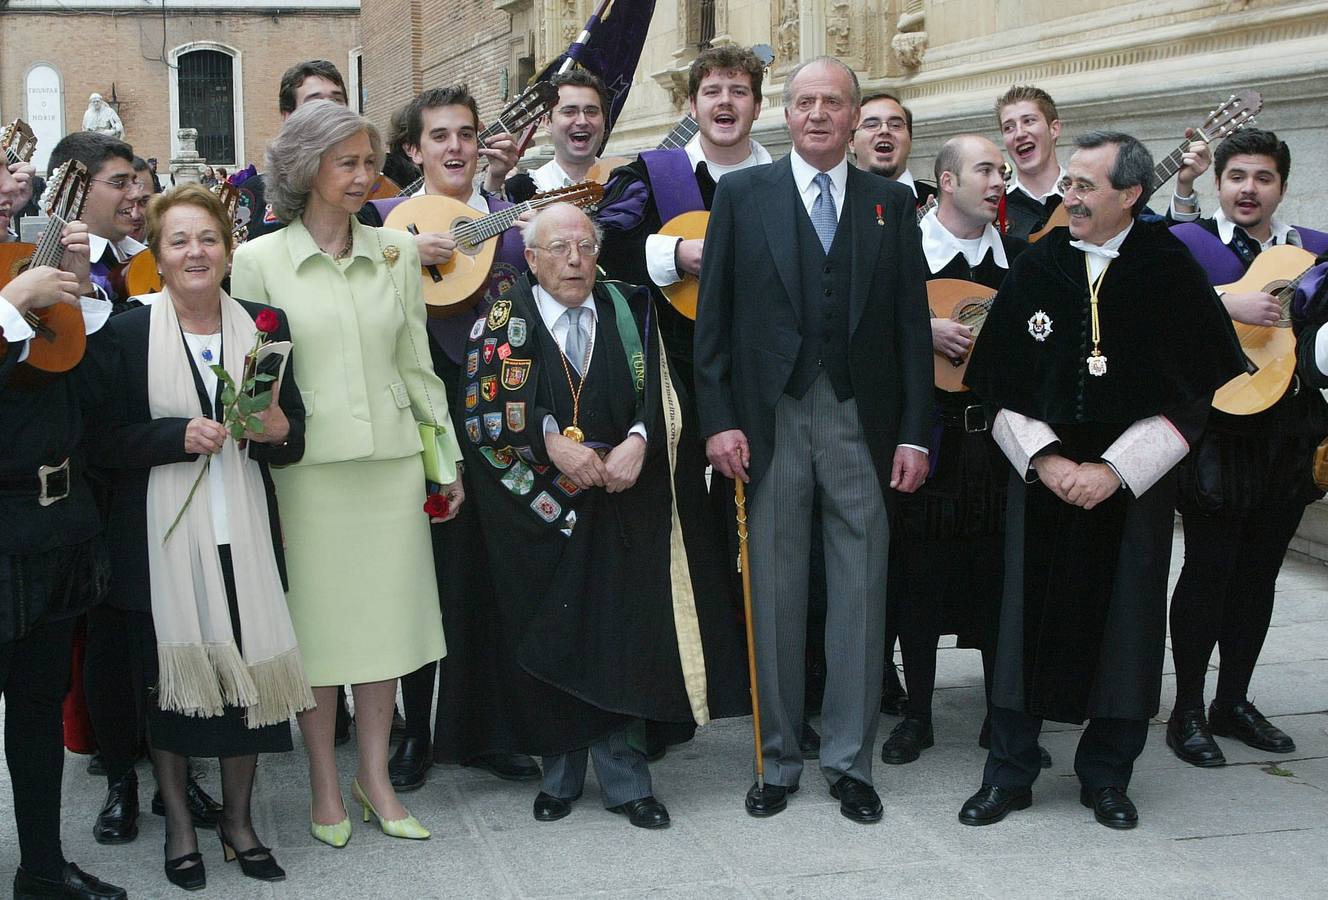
[82,93,124,139]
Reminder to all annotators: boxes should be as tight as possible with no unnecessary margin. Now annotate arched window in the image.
[177,49,236,165]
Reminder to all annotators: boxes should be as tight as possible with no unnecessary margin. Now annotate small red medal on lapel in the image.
[875,203,885,226]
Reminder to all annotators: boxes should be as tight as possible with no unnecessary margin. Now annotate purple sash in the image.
[641,149,705,224]
[1170,223,1246,285]
[1295,225,1328,256]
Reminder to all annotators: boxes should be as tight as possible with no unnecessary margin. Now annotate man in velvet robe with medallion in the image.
[958,132,1246,830]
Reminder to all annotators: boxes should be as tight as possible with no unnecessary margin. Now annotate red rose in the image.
[254,309,279,334]
[423,493,451,519]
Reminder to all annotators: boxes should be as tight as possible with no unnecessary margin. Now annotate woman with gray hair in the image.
[231,99,464,848]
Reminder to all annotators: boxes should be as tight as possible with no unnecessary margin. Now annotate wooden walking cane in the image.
[734,480,765,790]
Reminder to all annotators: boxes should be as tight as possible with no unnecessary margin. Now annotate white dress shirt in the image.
[645,137,773,288]
[895,169,919,199]
[88,232,146,266]
[531,159,578,193]
[415,184,489,215]
[1071,221,1135,281]
[919,208,1008,274]
[0,294,112,364]
[1008,166,1066,204]
[533,284,647,443]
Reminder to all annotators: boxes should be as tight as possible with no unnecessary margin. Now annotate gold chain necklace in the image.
[554,316,594,442]
[1085,256,1112,377]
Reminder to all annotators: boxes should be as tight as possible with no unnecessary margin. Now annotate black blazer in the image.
[80,299,304,612]
[693,155,933,493]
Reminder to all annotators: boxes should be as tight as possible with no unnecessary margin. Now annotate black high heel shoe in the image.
[217,821,286,882]
[163,842,205,892]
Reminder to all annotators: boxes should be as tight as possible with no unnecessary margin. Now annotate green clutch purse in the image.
[419,421,451,485]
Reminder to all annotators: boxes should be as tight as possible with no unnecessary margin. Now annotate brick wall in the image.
[0,9,360,173]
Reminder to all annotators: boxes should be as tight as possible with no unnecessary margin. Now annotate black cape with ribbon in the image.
[458,276,744,755]
[965,222,1246,723]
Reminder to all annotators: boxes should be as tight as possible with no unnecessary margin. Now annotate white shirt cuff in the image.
[81,296,113,336]
[899,443,928,456]
[629,422,648,442]
[1316,325,1328,377]
[645,233,681,288]
[1168,194,1200,222]
[1100,414,1189,498]
[992,409,1059,482]
[0,295,37,344]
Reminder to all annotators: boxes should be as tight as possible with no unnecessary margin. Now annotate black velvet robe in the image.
[964,221,1246,723]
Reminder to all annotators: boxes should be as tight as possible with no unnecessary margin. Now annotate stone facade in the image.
[0,1,360,174]
[364,0,1328,224]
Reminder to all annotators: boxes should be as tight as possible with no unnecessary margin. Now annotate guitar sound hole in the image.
[452,218,483,257]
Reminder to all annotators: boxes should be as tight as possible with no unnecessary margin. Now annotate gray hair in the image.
[519,203,604,248]
[265,100,383,223]
[782,56,861,109]
[1073,130,1155,216]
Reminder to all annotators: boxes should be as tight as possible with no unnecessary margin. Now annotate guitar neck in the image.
[1149,138,1195,192]
[1277,264,1315,318]
[456,191,594,247]
[658,117,699,150]
[32,214,68,268]
[398,176,425,198]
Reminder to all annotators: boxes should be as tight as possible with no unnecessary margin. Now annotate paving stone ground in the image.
[3,524,1326,898]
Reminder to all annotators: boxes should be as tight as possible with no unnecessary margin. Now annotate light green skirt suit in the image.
[231,217,460,686]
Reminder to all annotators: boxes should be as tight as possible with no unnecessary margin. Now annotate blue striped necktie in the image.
[810,172,838,253]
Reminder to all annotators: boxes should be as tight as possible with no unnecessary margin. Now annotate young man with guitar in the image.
[595,45,773,758]
[879,135,1050,769]
[1,161,128,900]
[46,133,144,313]
[505,69,609,202]
[851,93,937,210]
[360,84,541,792]
[1165,129,1328,768]
[996,86,1066,241]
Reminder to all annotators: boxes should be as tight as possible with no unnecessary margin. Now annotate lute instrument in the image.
[928,279,997,392]
[383,180,604,317]
[0,160,91,374]
[1211,244,1317,416]
[1027,88,1263,243]
[2,119,37,169]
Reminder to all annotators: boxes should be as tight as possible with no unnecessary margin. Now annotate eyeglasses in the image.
[856,117,909,135]
[1057,176,1101,197]
[90,175,134,191]
[532,239,600,258]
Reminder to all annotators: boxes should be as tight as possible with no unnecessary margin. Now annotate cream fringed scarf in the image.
[145,289,314,727]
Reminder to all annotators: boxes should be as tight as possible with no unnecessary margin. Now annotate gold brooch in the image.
[382,245,400,266]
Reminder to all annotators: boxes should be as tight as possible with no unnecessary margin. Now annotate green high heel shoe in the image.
[351,778,430,840]
[309,803,351,849]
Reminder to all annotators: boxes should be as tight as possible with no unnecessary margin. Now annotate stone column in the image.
[170,128,207,185]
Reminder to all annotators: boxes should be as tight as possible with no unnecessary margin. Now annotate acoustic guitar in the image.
[395,81,561,198]
[383,181,604,317]
[1211,244,1317,416]
[122,183,244,298]
[1026,88,1263,243]
[928,279,997,392]
[0,160,91,374]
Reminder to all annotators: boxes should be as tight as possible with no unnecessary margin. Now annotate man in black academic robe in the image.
[461,203,738,829]
[957,132,1246,830]
[879,135,1035,767]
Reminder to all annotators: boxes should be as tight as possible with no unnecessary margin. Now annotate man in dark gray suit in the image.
[694,56,933,823]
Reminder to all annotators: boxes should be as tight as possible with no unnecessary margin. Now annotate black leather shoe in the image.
[745,781,798,817]
[388,737,433,791]
[829,775,882,823]
[85,753,107,777]
[217,822,285,882]
[1080,786,1138,829]
[978,718,1053,768]
[533,790,578,822]
[152,775,223,828]
[1167,707,1226,767]
[799,720,821,760]
[164,846,206,892]
[609,796,670,829]
[13,863,128,899]
[464,752,542,781]
[958,784,1032,826]
[881,673,910,716]
[93,771,139,845]
[1208,700,1296,753]
[880,718,934,765]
